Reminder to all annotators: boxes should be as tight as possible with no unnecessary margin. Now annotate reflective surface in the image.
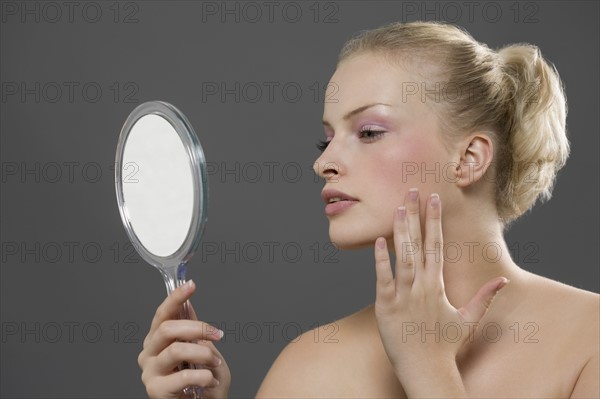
[121,114,194,257]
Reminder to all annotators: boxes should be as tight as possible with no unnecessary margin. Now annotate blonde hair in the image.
[338,21,570,229]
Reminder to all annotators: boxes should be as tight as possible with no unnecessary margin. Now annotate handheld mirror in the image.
[115,101,208,399]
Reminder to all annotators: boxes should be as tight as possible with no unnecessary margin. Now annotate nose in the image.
[313,146,340,181]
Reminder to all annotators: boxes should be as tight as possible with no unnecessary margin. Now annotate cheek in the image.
[365,138,441,227]
[377,140,433,191]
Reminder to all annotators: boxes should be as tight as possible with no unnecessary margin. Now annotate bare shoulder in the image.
[529,274,600,398]
[524,271,599,315]
[255,308,368,398]
[521,271,599,346]
[541,278,600,398]
[255,305,400,398]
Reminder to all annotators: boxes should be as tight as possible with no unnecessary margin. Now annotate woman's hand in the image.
[137,280,231,399]
[373,188,509,375]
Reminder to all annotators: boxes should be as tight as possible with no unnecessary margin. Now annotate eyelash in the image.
[316,128,386,152]
[316,139,330,152]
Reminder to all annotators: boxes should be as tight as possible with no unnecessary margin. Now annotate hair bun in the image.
[496,43,570,222]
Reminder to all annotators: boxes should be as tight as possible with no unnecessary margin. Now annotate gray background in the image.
[1,1,598,398]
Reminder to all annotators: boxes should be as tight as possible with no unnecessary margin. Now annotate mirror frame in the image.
[115,101,208,272]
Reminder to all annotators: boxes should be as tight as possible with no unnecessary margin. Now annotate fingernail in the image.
[214,329,224,339]
[185,280,194,291]
[396,206,406,220]
[497,278,510,290]
[408,188,419,201]
[430,193,440,207]
[213,356,222,366]
[376,237,386,249]
[209,378,220,388]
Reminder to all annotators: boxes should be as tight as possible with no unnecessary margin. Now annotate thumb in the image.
[458,277,509,324]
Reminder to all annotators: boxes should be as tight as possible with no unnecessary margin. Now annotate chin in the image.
[327,219,392,250]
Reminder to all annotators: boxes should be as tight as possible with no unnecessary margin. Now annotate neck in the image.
[436,205,527,310]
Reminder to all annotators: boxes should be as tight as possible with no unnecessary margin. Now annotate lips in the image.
[321,189,359,216]
[321,189,359,204]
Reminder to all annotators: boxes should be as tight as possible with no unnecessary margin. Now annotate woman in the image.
[137,21,599,398]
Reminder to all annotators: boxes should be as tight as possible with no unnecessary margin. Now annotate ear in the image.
[454,134,494,188]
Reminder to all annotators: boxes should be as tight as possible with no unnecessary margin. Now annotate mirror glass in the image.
[121,114,194,257]
[115,100,208,274]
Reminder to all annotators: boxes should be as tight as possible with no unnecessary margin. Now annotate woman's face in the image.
[314,52,455,249]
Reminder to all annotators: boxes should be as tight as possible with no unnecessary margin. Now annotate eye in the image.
[359,127,385,142]
[316,127,385,152]
[316,138,331,152]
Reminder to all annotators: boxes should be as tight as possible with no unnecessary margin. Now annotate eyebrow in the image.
[322,102,392,127]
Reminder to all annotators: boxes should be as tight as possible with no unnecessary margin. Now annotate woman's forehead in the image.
[323,57,430,124]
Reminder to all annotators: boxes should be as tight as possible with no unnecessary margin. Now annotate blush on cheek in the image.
[380,135,445,189]
[366,171,404,231]
[378,147,423,190]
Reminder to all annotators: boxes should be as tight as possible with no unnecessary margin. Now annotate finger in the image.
[153,341,222,373]
[374,237,395,303]
[405,188,424,282]
[194,339,230,389]
[205,341,229,386]
[147,369,219,397]
[424,193,444,287]
[393,206,415,293]
[187,300,198,321]
[146,319,223,356]
[150,280,196,334]
[458,277,509,324]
